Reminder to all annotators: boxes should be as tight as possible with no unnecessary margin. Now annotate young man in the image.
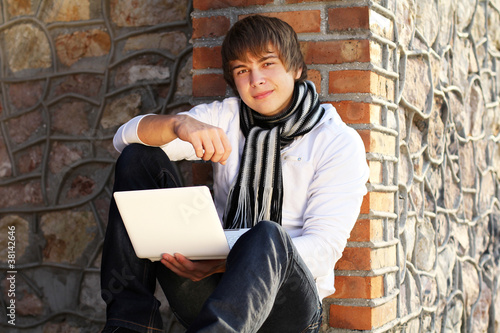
[101,15,369,333]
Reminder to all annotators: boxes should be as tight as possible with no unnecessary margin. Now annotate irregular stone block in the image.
[40,210,97,264]
[402,56,432,113]
[443,162,461,210]
[1,276,43,316]
[51,101,91,135]
[7,110,44,144]
[41,0,90,22]
[67,175,96,199]
[124,32,188,56]
[0,136,12,178]
[6,0,33,18]
[0,215,30,262]
[0,181,43,207]
[416,0,438,45]
[101,93,141,129]
[110,0,188,27]
[488,3,500,50]
[49,142,83,174]
[175,56,193,97]
[465,81,485,137]
[17,145,43,174]
[3,23,52,72]
[80,273,106,316]
[56,29,111,67]
[427,96,446,161]
[113,56,170,87]
[396,0,415,49]
[459,141,476,188]
[53,74,103,98]
[8,80,44,110]
[415,219,436,272]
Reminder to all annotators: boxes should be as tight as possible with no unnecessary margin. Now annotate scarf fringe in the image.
[224,186,254,229]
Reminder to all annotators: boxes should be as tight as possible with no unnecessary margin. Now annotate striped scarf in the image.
[223,81,325,229]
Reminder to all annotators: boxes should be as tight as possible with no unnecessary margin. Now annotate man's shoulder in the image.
[315,103,347,132]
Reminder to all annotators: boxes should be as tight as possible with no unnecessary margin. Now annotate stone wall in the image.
[0,1,193,331]
[1,0,500,332]
[392,0,500,331]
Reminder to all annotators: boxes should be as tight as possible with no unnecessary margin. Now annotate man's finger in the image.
[219,132,232,164]
[190,138,205,159]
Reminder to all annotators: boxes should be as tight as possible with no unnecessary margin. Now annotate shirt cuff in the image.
[113,115,149,152]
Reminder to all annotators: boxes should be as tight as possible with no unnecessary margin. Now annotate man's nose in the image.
[250,70,265,86]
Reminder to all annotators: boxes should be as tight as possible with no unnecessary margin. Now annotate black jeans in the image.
[101,144,322,332]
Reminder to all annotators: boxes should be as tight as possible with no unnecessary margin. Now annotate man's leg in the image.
[186,221,322,333]
[101,144,184,332]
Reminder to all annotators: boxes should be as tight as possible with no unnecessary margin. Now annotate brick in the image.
[192,16,230,39]
[329,298,397,330]
[193,47,222,69]
[378,74,395,100]
[328,7,370,31]
[329,101,373,124]
[192,74,226,97]
[357,129,370,153]
[329,71,395,99]
[370,9,394,40]
[307,69,321,93]
[348,218,384,242]
[194,0,272,10]
[368,160,383,184]
[335,245,396,271]
[360,191,369,214]
[369,131,396,155]
[335,247,371,270]
[371,246,397,269]
[301,40,370,65]
[331,275,384,299]
[329,70,372,94]
[285,0,319,3]
[359,191,395,214]
[241,11,321,33]
[357,129,396,157]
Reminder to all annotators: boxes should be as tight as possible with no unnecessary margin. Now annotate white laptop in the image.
[113,186,249,261]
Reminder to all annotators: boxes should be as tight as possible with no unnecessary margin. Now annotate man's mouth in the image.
[253,90,273,100]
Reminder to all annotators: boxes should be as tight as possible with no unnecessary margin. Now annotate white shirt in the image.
[114,97,369,299]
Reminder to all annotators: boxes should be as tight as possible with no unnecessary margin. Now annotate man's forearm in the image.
[137,114,181,146]
[137,113,232,164]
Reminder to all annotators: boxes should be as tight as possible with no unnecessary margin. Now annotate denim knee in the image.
[231,220,292,260]
[115,144,158,178]
[253,220,289,242]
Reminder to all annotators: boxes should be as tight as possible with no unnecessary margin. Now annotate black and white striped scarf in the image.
[223,80,325,229]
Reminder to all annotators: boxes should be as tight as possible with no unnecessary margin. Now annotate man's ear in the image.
[294,67,303,80]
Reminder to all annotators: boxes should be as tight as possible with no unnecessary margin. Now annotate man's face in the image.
[230,47,302,117]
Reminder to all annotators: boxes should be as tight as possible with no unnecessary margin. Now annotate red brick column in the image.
[191,2,398,331]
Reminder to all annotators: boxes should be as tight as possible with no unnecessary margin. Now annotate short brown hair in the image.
[221,15,307,93]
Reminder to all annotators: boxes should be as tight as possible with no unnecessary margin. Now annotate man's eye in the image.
[264,62,274,67]
[236,69,247,75]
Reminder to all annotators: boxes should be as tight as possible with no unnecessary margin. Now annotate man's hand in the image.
[138,114,232,165]
[160,253,226,281]
[173,115,232,165]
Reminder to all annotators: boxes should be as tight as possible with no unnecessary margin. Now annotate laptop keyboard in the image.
[224,228,250,248]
